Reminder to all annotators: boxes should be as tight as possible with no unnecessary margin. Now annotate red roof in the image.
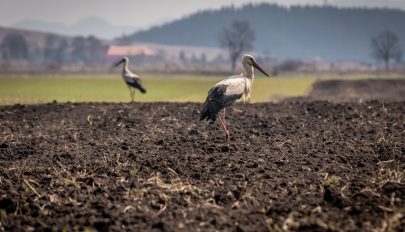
[107,45,156,56]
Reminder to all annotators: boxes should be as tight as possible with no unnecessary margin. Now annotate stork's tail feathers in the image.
[139,86,146,94]
[200,99,218,121]
[130,81,146,94]
[200,100,210,121]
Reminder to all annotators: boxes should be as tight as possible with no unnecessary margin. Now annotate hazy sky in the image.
[1,0,405,27]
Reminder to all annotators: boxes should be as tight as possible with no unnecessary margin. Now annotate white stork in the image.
[114,57,146,102]
[200,54,270,140]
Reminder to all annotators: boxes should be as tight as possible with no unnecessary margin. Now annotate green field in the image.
[0,74,316,105]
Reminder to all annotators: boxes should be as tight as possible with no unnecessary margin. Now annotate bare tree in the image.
[44,35,67,65]
[371,31,402,71]
[179,50,186,63]
[220,21,255,72]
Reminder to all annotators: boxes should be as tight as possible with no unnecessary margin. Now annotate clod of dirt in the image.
[323,185,346,208]
[274,160,284,166]
[0,142,8,148]
[93,220,111,232]
[375,144,392,161]
[121,143,129,151]
[0,197,16,213]
[382,182,405,197]
[220,145,230,152]
[213,189,234,205]
[151,222,165,231]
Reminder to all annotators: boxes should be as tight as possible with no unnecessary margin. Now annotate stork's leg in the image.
[128,87,133,102]
[130,88,135,102]
[218,114,227,139]
[222,108,230,139]
[218,109,230,140]
[222,108,228,132]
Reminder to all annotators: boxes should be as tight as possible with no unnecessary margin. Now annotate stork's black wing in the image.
[127,78,146,93]
[200,85,230,121]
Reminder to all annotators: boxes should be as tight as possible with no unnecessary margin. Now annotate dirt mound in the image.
[0,102,404,231]
[307,79,405,102]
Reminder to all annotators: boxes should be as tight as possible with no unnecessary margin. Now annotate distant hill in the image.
[118,4,405,62]
[0,26,70,49]
[13,17,138,39]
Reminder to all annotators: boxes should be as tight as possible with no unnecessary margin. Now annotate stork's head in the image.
[242,54,270,77]
[114,57,129,67]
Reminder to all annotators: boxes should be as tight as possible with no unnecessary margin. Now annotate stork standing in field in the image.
[114,57,146,102]
[200,54,270,140]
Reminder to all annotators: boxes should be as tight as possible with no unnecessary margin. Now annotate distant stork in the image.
[200,54,270,140]
[114,57,146,102]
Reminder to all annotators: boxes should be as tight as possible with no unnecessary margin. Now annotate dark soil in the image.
[307,79,405,102]
[0,101,404,231]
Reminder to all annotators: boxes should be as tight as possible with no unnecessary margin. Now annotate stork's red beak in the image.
[252,61,270,77]
[114,59,124,67]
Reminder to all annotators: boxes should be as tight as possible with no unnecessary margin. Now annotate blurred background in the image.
[0,0,404,104]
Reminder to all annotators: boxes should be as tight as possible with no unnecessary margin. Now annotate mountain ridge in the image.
[118,4,405,62]
[12,17,138,39]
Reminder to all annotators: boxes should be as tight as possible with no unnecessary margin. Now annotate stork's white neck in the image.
[243,64,254,80]
[242,72,253,102]
[122,60,129,75]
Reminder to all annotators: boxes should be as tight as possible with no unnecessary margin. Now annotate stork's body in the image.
[115,57,146,102]
[200,54,269,139]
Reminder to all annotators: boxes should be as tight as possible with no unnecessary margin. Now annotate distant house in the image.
[106,43,228,64]
[106,45,156,63]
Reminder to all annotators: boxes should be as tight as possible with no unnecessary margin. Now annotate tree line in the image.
[0,33,107,67]
[220,21,403,72]
[0,23,402,72]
